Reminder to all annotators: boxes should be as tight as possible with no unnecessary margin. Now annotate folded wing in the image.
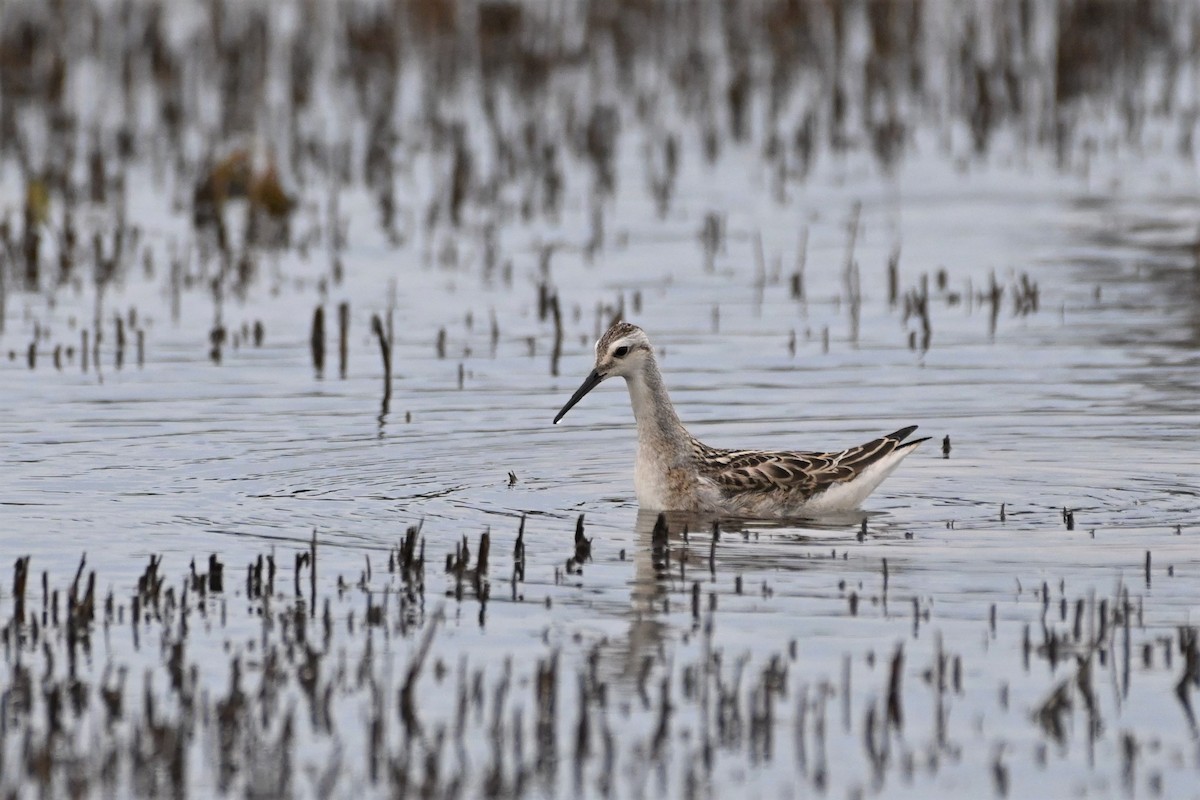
[697,426,927,500]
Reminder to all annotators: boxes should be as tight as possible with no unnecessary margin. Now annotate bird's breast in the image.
[634,443,702,511]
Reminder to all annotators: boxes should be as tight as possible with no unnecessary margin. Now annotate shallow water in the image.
[2,1,1200,798]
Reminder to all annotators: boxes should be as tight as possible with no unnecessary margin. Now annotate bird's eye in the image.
[613,345,630,358]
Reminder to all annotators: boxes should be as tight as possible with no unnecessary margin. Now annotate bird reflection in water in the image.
[612,508,875,686]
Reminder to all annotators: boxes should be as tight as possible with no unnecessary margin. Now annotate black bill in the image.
[553,369,604,424]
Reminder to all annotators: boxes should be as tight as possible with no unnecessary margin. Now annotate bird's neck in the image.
[625,359,692,462]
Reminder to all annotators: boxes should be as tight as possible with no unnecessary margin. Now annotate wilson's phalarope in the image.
[553,322,928,516]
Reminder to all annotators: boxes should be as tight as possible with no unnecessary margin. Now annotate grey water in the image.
[2,1,1199,798]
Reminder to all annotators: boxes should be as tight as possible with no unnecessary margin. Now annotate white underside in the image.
[793,446,917,514]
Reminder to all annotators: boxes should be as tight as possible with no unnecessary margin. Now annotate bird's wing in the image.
[695,426,925,498]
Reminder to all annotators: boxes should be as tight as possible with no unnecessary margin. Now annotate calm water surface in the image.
[4,153,1198,798]
[2,2,1200,797]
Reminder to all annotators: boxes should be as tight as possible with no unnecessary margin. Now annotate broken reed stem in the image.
[887,244,901,306]
[13,556,31,625]
[338,301,349,379]
[573,514,591,564]
[513,515,526,583]
[886,644,904,731]
[310,306,326,378]
[371,314,392,414]
[310,529,318,617]
[478,529,490,575]
[114,315,126,369]
[791,226,807,301]
[709,521,719,576]
[550,293,563,377]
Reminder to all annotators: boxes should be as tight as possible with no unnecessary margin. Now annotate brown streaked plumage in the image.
[553,322,928,516]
